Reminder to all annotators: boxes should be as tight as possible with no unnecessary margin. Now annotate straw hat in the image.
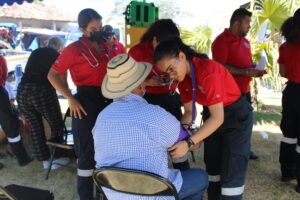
[102,53,152,99]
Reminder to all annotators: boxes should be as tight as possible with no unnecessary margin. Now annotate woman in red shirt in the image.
[48,9,111,200]
[278,8,300,193]
[153,37,253,200]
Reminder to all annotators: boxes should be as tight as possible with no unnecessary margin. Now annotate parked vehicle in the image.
[1,25,70,94]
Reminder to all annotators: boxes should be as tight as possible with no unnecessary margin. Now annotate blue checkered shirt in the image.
[93,93,183,200]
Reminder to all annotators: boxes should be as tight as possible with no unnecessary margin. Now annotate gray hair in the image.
[47,37,64,52]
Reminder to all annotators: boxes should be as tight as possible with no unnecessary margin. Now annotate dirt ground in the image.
[1,87,300,200]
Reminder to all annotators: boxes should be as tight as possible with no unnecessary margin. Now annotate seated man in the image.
[93,53,208,200]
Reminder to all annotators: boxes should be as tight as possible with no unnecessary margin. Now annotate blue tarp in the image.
[0,0,33,6]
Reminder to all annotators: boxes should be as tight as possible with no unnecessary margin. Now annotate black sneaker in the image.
[249,151,259,160]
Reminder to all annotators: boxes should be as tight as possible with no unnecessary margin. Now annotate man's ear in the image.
[233,20,241,28]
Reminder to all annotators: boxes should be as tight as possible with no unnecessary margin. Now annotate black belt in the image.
[77,85,102,95]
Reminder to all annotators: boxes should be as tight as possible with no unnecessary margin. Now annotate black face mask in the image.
[88,30,104,42]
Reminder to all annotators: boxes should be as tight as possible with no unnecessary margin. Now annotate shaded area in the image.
[253,104,281,125]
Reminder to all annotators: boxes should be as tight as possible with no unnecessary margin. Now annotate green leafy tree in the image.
[249,0,296,94]
[181,25,212,54]
[250,0,291,36]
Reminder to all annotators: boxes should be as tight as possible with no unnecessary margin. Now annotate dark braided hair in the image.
[153,37,208,64]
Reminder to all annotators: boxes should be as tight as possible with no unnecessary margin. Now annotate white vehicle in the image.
[64,23,125,46]
[1,27,73,95]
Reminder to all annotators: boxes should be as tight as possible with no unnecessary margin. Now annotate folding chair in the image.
[93,167,179,200]
[45,108,74,180]
[0,185,16,200]
[0,184,54,200]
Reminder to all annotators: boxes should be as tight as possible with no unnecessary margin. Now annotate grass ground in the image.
[0,87,299,200]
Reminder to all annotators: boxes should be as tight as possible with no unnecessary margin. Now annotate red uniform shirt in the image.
[128,42,170,94]
[212,29,252,93]
[178,57,241,107]
[52,37,109,87]
[0,56,8,86]
[104,38,125,59]
[278,41,300,83]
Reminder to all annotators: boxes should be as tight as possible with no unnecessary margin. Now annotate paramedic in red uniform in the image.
[101,24,125,59]
[153,37,253,200]
[128,19,190,170]
[278,8,300,193]
[0,55,32,167]
[212,8,264,161]
[48,9,111,200]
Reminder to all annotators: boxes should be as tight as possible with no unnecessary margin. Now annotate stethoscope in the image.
[188,59,197,163]
[78,39,99,68]
[77,39,109,68]
[189,59,197,129]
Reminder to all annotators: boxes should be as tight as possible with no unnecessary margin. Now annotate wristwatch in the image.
[185,137,195,151]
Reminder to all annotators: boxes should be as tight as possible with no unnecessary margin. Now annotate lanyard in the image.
[190,59,197,126]
[189,59,197,163]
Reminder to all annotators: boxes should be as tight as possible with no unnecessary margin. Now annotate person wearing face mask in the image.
[93,53,208,200]
[47,8,112,200]
[101,24,125,59]
[17,37,68,170]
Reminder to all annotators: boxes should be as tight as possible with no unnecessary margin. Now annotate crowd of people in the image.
[0,6,300,200]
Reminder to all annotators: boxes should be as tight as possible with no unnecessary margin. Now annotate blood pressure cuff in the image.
[176,125,191,143]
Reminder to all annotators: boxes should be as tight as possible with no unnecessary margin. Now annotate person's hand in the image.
[145,76,161,87]
[168,141,189,158]
[67,96,87,119]
[192,141,202,151]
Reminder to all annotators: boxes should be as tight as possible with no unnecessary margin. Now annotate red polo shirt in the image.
[128,42,169,94]
[278,41,300,83]
[178,57,241,107]
[105,38,125,59]
[212,28,252,93]
[52,37,109,87]
[0,56,8,86]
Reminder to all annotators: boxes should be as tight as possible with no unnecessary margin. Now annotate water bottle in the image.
[14,64,22,91]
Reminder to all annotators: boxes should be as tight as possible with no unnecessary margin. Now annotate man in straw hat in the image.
[92,53,208,199]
